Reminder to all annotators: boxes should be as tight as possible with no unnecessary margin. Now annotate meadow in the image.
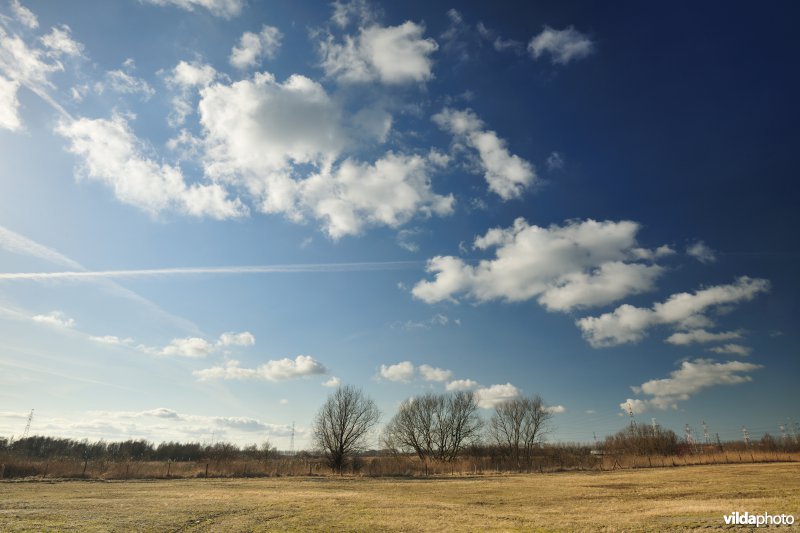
[1,462,798,531]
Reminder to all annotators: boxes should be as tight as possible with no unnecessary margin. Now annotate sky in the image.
[1,0,799,449]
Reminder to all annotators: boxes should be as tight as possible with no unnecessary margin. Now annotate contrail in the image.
[0,261,423,281]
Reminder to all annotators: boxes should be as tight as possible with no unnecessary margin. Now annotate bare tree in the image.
[313,385,381,473]
[383,391,482,472]
[489,395,553,471]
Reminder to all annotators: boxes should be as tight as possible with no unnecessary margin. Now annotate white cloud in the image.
[322,376,341,387]
[56,114,246,220]
[433,108,535,200]
[143,0,244,18]
[330,0,378,28]
[89,335,133,345]
[319,21,438,84]
[197,71,452,237]
[167,61,217,89]
[665,329,742,345]
[622,358,762,413]
[159,337,215,358]
[544,404,566,414]
[577,277,769,347]
[10,0,38,28]
[165,61,217,126]
[7,408,297,446]
[199,72,345,181]
[96,60,155,100]
[230,25,282,69]
[298,153,454,239]
[0,75,21,131]
[413,217,664,311]
[708,343,752,356]
[40,25,84,57]
[31,310,75,328]
[445,379,479,391]
[392,313,452,331]
[418,364,453,382]
[546,151,564,171]
[0,25,65,116]
[378,361,415,382]
[279,398,289,405]
[528,26,594,65]
[475,383,520,409]
[193,355,327,381]
[217,331,255,347]
[687,241,717,264]
[631,245,676,261]
[140,331,254,357]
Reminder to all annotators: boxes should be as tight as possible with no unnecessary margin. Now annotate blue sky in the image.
[1,0,798,448]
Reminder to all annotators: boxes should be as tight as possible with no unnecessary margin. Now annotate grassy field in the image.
[1,463,798,531]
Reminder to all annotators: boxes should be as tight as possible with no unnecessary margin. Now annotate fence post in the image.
[205,463,209,477]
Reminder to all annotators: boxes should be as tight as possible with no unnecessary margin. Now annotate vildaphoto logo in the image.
[723,512,795,527]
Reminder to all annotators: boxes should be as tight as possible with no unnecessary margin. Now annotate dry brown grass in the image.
[1,462,799,531]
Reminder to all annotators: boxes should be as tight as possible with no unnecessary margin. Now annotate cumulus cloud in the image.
[546,151,564,171]
[330,0,378,28]
[163,60,217,127]
[665,329,742,346]
[96,60,155,100]
[10,0,38,28]
[687,241,717,264]
[418,364,453,382]
[391,313,453,331]
[0,75,21,131]
[631,245,676,261]
[159,337,215,357]
[445,379,479,391]
[31,310,75,328]
[198,73,453,236]
[378,361,454,383]
[544,405,566,414]
[622,358,762,413]
[56,114,246,219]
[319,21,438,84]
[474,383,520,409]
[322,376,341,387]
[528,26,594,65]
[577,277,769,347]
[378,361,415,382]
[433,108,535,200]
[89,335,133,345]
[230,25,282,69]
[193,355,327,381]
[143,0,244,18]
[199,72,346,181]
[16,407,297,446]
[708,343,752,356]
[140,331,254,357]
[413,217,665,311]
[40,25,84,58]
[0,24,69,118]
[217,331,255,347]
[296,153,454,239]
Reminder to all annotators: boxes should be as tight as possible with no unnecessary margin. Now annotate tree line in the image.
[4,385,796,475]
[0,435,277,463]
[313,385,555,473]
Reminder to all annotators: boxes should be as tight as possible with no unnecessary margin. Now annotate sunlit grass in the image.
[1,463,798,531]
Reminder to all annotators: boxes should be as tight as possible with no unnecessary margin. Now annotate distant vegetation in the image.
[2,386,798,479]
